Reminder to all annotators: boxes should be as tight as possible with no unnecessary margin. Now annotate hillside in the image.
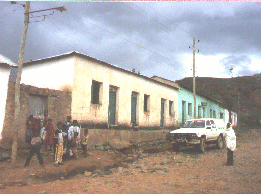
[176,73,261,128]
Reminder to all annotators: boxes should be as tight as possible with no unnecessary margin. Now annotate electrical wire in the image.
[40,1,186,74]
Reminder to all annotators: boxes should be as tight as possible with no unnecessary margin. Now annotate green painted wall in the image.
[178,86,226,126]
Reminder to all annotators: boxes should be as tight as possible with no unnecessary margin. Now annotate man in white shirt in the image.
[68,120,80,140]
[225,123,236,166]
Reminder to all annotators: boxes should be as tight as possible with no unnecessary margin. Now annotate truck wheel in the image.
[216,135,223,149]
[222,136,226,149]
[199,137,205,153]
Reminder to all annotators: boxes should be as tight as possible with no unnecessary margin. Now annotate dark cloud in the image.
[0,2,260,81]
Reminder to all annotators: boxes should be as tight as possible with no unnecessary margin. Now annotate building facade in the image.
[151,77,236,127]
[20,52,179,130]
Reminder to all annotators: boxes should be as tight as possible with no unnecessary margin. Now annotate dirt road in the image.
[1,128,261,194]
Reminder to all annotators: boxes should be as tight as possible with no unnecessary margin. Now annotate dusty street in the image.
[1,128,261,194]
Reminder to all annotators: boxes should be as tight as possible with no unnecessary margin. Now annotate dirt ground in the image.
[1,128,261,194]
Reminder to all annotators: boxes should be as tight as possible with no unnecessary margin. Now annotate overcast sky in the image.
[1,1,261,81]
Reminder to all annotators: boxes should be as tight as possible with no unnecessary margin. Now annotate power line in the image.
[129,3,192,48]
[41,2,185,71]
[24,2,188,76]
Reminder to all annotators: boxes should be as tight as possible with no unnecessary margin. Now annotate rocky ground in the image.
[1,128,261,194]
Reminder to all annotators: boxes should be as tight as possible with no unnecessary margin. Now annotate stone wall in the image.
[1,82,71,148]
[84,128,170,148]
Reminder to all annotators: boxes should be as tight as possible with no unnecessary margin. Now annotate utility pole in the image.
[193,37,196,119]
[10,2,66,166]
[11,1,30,166]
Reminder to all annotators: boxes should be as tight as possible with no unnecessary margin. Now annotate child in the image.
[44,119,55,150]
[81,128,90,158]
[68,131,79,159]
[53,122,64,167]
[24,130,44,167]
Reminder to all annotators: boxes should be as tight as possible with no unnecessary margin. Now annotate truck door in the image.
[206,120,215,140]
[210,120,219,138]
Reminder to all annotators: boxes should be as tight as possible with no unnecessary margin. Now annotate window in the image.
[210,109,213,118]
[220,112,224,119]
[188,103,192,116]
[144,94,150,112]
[91,80,101,104]
[169,100,174,116]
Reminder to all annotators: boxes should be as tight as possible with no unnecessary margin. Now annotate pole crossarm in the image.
[26,6,67,14]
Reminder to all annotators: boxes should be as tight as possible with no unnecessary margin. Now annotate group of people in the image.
[24,114,90,167]
[24,112,236,167]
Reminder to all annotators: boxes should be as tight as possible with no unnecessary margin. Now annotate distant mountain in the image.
[176,74,261,128]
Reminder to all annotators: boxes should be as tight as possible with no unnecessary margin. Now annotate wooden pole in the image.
[193,37,196,119]
[11,1,30,166]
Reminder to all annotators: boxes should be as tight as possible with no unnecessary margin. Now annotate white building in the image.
[0,55,17,139]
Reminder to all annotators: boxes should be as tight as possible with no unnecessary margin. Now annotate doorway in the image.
[108,86,117,125]
[160,98,165,127]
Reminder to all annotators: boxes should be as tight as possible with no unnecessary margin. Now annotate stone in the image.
[37,191,47,194]
[2,153,10,158]
[84,171,92,177]
[0,184,5,189]
[0,153,11,161]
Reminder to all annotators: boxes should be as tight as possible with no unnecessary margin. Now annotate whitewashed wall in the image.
[72,56,179,128]
[0,66,10,139]
[225,109,237,127]
[21,56,75,90]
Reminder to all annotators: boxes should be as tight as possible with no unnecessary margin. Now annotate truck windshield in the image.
[183,120,205,128]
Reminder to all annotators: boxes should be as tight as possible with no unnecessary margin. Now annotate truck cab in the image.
[170,119,225,153]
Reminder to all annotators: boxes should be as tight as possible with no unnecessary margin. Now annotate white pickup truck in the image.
[170,119,226,153]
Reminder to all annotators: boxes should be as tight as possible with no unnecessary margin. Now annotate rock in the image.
[75,174,85,180]
[37,191,47,194]
[98,146,104,151]
[91,169,105,177]
[2,153,10,158]
[126,156,133,161]
[84,171,92,177]
[0,184,5,189]
[0,153,11,161]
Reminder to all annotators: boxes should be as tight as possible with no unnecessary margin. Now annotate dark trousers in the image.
[81,144,87,157]
[227,148,234,166]
[25,145,43,165]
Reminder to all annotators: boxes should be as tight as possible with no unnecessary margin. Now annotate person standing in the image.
[25,115,38,145]
[70,131,79,158]
[43,110,49,127]
[24,130,44,167]
[53,122,64,167]
[62,116,73,153]
[44,119,55,150]
[68,120,81,141]
[81,128,90,158]
[68,120,81,158]
[225,123,236,166]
